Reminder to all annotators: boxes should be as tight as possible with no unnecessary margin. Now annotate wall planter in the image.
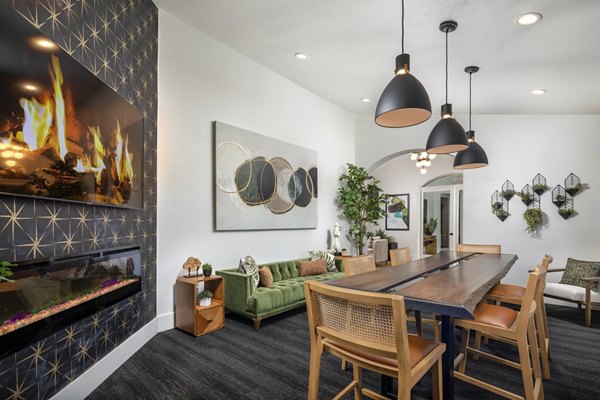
[523,208,543,235]
[564,173,581,196]
[532,173,548,196]
[558,208,574,220]
[501,180,516,201]
[552,185,566,208]
[491,190,509,221]
[518,184,535,206]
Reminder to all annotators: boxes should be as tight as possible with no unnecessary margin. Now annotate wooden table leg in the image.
[441,315,454,400]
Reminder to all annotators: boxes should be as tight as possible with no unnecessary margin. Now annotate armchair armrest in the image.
[528,268,566,273]
[580,276,600,282]
[215,269,255,314]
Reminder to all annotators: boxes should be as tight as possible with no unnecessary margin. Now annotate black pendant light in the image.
[375,0,431,128]
[454,66,488,169]
[425,21,468,154]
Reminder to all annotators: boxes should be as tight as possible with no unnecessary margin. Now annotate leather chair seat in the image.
[325,334,438,369]
[488,283,526,300]
[472,303,518,328]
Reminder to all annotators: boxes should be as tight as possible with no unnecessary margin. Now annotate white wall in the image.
[157,12,356,322]
[358,114,599,293]
[370,153,458,260]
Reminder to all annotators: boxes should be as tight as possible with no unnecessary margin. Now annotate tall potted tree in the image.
[338,164,388,255]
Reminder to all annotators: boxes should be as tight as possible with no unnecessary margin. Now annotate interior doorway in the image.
[420,174,463,257]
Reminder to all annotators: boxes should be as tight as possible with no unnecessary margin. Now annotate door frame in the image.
[419,184,464,258]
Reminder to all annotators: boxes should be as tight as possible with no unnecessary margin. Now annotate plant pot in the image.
[388,242,398,251]
[521,198,533,206]
[198,297,212,307]
[496,213,508,222]
[565,187,580,196]
[533,188,546,196]
[202,268,212,277]
[558,211,573,220]
[502,194,514,201]
[552,200,565,208]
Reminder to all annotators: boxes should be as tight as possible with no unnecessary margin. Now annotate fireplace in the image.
[0,246,141,358]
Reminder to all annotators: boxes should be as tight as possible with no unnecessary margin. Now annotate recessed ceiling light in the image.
[516,12,543,26]
[361,98,370,103]
[294,53,307,60]
[531,89,547,95]
[31,36,58,50]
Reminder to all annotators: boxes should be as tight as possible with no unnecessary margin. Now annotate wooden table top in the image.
[328,251,477,293]
[327,251,518,320]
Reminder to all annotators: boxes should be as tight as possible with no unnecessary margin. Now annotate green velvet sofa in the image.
[216,258,344,330]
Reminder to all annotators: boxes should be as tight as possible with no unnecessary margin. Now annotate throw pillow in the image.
[299,259,327,277]
[238,255,260,289]
[309,249,337,272]
[559,258,600,291]
[258,266,273,288]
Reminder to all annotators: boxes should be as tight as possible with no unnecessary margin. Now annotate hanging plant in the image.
[565,182,582,196]
[532,183,548,196]
[517,191,534,206]
[491,202,503,213]
[558,209,574,220]
[523,208,543,235]
[500,189,516,201]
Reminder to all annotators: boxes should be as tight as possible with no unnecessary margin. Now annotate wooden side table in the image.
[175,275,224,336]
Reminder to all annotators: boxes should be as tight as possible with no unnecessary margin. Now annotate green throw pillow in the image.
[559,258,600,291]
[238,255,260,289]
[308,249,337,272]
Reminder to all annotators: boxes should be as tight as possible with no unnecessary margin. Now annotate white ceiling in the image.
[155,0,600,116]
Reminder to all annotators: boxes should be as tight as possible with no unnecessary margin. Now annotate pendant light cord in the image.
[401,0,405,53]
[469,71,472,131]
[445,29,448,104]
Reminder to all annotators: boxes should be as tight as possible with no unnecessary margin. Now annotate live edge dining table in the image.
[326,251,518,400]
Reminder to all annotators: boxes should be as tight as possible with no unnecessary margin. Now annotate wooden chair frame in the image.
[389,247,411,267]
[456,243,501,254]
[344,255,376,277]
[454,270,545,400]
[304,280,445,400]
[544,268,599,327]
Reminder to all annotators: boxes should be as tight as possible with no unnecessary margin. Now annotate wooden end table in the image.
[175,275,224,336]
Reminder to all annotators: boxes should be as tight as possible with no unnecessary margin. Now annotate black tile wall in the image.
[0,0,157,398]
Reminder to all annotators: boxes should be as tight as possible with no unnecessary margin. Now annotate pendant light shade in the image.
[425,21,468,154]
[454,66,489,169]
[375,0,431,128]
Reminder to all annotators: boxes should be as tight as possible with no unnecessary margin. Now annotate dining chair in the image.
[372,238,389,266]
[456,243,501,254]
[454,269,545,400]
[304,280,446,400]
[390,247,411,266]
[344,254,376,277]
[481,255,553,379]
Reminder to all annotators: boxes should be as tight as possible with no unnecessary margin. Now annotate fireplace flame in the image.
[115,121,134,183]
[48,55,69,159]
[19,97,53,150]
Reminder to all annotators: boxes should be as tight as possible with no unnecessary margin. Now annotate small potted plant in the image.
[202,263,213,277]
[0,261,16,283]
[495,209,509,221]
[491,202,503,214]
[197,289,213,307]
[558,208,574,220]
[423,218,437,236]
[500,189,516,201]
[517,191,534,206]
[532,183,548,196]
[552,194,566,208]
[341,248,349,256]
[565,182,582,196]
[523,208,543,235]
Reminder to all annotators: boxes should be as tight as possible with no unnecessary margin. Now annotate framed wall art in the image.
[385,193,409,231]
[214,121,318,230]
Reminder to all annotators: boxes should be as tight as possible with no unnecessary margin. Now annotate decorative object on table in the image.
[523,208,543,235]
[214,121,317,231]
[423,218,438,235]
[197,290,213,307]
[532,173,548,196]
[454,65,488,169]
[500,180,516,201]
[426,20,468,154]
[183,257,201,277]
[308,249,337,272]
[564,173,582,196]
[517,184,535,206]
[374,0,431,128]
[337,163,388,255]
[551,185,567,208]
[202,263,213,277]
[333,223,342,255]
[385,194,410,230]
[410,151,436,174]
[491,190,508,221]
[341,248,349,256]
[238,255,260,288]
[0,261,16,283]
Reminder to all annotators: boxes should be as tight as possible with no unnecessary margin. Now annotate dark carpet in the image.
[87,305,599,400]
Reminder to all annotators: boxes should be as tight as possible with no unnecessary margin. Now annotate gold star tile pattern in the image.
[0,1,157,398]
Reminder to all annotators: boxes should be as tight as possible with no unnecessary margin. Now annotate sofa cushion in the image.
[299,259,327,276]
[545,282,600,302]
[259,266,273,288]
[309,249,337,272]
[239,255,260,288]
[559,258,600,291]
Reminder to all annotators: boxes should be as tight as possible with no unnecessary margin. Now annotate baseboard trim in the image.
[51,318,158,400]
[157,311,174,332]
